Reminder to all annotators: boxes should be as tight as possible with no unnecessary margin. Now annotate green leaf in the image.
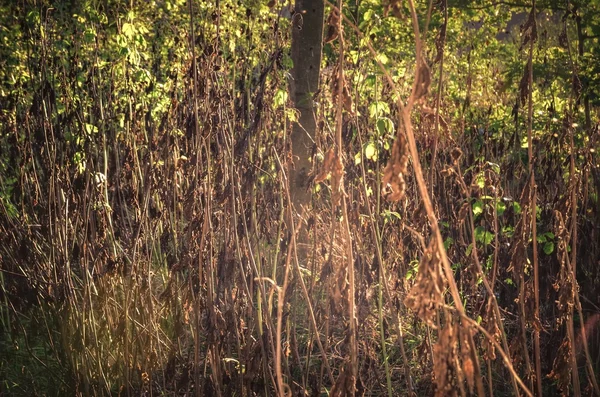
[382,209,402,221]
[405,260,419,280]
[376,117,394,136]
[368,101,390,119]
[117,34,128,48]
[485,255,493,271]
[85,123,98,135]
[474,226,493,245]
[377,53,389,65]
[274,89,287,107]
[285,108,298,123]
[365,142,377,160]
[354,151,362,165]
[487,161,500,174]
[122,22,135,38]
[496,200,506,216]
[364,74,377,88]
[543,242,555,255]
[475,173,485,189]
[513,202,522,215]
[444,237,454,250]
[84,28,96,43]
[472,200,484,216]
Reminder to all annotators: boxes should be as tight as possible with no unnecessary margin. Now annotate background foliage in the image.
[0,0,599,395]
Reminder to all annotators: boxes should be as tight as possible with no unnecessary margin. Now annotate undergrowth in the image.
[1,0,599,396]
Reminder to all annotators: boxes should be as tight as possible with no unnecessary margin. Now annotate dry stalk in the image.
[332,1,358,394]
[274,150,335,396]
[326,1,533,394]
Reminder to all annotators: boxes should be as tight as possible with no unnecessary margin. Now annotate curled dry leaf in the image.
[553,211,575,322]
[457,201,470,227]
[520,7,537,50]
[314,147,344,206]
[421,105,449,133]
[459,325,475,393]
[434,21,447,64]
[415,60,431,101]
[314,148,336,184]
[548,336,573,396]
[291,11,303,31]
[329,363,356,397]
[519,58,532,106]
[323,8,339,44]
[383,0,404,19]
[450,147,463,164]
[404,240,445,326]
[433,324,457,397]
[482,299,500,361]
[330,65,354,115]
[382,131,409,201]
[329,152,344,206]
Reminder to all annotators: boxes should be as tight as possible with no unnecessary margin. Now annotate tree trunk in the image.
[289,0,324,214]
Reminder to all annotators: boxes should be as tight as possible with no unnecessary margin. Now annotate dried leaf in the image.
[415,60,431,100]
[330,65,354,115]
[450,147,463,164]
[459,326,475,393]
[548,337,573,396]
[329,151,344,206]
[482,299,500,361]
[382,132,409,201]
[404,240,445,326]
[292,12,303,31]
[383,0,404,19]
[519,58,531,106]
[434,21,447,64]
[457,201,470,226]
[433,324,457,396]
[323,8,339,44]
[315,148,344,206]
[520,7,537,50]
[314,148,336,184]
[330,363,356,397]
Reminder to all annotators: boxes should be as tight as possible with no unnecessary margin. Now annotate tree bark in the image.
[290,0,324,214]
